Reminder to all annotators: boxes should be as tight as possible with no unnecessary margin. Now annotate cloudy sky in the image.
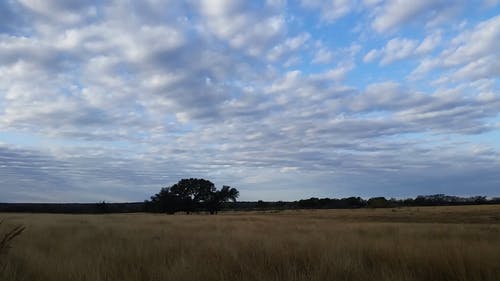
[1,0,499,202]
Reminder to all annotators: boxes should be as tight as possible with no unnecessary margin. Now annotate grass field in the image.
[1,205,500,281]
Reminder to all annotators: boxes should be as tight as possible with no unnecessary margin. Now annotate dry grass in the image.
[1,205,500,281]
[0,221,25,256]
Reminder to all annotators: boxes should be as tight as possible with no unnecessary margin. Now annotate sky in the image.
[0,0,499,203]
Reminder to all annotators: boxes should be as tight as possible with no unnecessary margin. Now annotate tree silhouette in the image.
[149,187,184,214]
[148,179,239,214]
[206,185,239,214]
[367,197,389,208]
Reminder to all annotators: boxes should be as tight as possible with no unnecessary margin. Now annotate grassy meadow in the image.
[1,205,500,281]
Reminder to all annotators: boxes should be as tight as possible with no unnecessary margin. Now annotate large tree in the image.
[148,178,239,214]
[206,185,239,214]
[149,187,183,214]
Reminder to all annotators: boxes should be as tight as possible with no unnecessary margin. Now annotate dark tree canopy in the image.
[367,197,389,208]
[147,178,239,214]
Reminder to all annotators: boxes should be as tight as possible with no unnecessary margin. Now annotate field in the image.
[1,205,500,281]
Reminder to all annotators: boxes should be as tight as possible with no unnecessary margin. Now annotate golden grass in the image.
[1,205,500,281]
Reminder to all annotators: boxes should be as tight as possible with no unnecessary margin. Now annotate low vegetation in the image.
[1,205,499,281]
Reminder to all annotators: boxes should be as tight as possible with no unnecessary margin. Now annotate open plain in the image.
[1,205,500,281]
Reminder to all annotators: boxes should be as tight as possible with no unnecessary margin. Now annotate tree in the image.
[367,197,389,208]
[256,200,268,209]
[149,187,183,214]
[206,185,239,214]
[148,179,239,214]
[96,201,109,213]
[170,179,211,214]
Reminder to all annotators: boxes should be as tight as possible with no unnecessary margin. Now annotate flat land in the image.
[1,205,500,281]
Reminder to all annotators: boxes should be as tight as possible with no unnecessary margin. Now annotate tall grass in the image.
[0,220,25,276]
[1,205,499,281]
[0,220,25,255]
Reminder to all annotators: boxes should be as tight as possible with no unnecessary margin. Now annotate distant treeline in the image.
[236,194,500,210]
[0,202,144,214]
[0,194,499,214]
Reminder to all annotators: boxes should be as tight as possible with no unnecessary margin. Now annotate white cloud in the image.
[197,0,285,56]
[310,62,355,82]
[363,0,383,6]
[415,31,441,54]
[363,49,380,63]
[410,15,500,81]
[409,58,440,78]
[1,0,499,202]
[300,0,353,22]
[267,33,310,61]
[371,0,457,32]
[18,0,98,24]
[451,55,500,81]
[365,31,442,66]
[379,38,418,65]
[312,48,334,64]
[442,15,500,67]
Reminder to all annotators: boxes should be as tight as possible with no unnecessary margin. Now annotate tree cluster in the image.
[296,196,366,209]
[224,194,500,211]
[145,178,239,214]
[294,194,494,209]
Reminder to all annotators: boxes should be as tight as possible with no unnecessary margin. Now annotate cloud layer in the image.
[1,0,499,202]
